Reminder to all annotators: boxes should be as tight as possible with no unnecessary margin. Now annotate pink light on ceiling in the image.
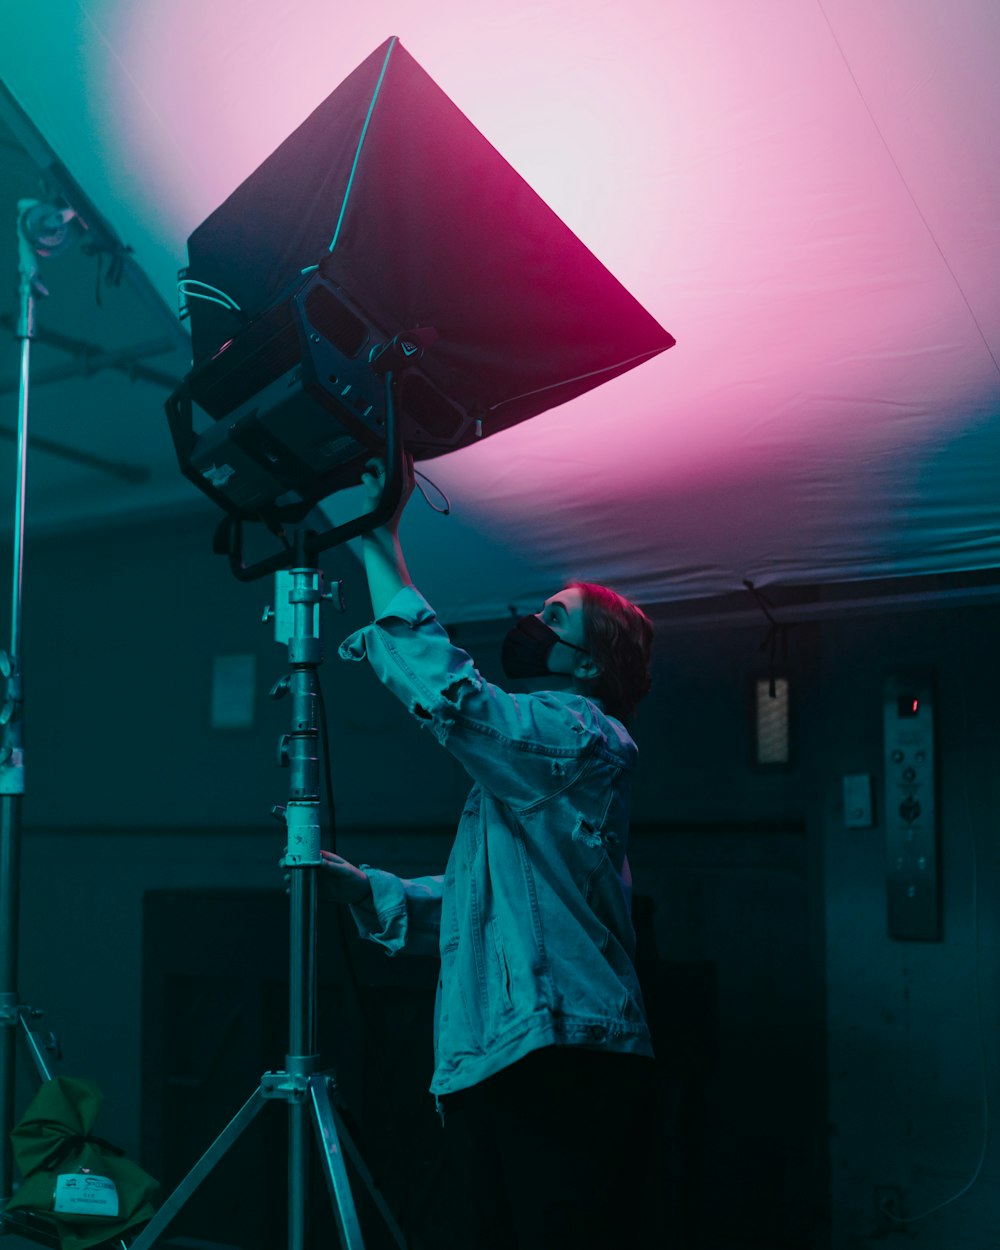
[79,0,999,546]
[95,0,681,318]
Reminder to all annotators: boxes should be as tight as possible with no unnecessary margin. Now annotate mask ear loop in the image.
[554,637,590,656]
[551,627,598,684]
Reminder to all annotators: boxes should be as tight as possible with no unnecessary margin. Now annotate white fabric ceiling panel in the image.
[1,0,998,620]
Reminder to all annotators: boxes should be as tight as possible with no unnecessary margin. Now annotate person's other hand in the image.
[318,850,372,905]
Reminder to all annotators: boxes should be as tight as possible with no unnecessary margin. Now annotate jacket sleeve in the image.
[349,867,443,957]
[339,587,617,807]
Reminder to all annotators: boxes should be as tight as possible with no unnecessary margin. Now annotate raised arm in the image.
[359,456,416,618]
[343,457,630,806]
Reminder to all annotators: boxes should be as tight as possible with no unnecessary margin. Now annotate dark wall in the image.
[817,604,1000,1249]
[4,511,998,1248]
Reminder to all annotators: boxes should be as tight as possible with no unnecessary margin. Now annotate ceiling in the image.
[0,106,194,534]
[1,1,998,622]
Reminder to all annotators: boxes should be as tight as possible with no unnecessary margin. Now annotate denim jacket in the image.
[339,586,653,1097]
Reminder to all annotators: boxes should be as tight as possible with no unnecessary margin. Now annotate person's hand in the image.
[318,850,372,905]
[360,453,415,534]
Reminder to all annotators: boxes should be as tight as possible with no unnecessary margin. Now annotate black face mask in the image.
[501,615,590,680]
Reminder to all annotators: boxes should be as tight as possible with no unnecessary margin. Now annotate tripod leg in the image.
[127,1085,268,1250]
[320,1081,410,1250]
[308,1076,367,1250]
[19,1007,55,1082]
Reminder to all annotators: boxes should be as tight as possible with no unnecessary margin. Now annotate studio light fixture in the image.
[166,35,674,577]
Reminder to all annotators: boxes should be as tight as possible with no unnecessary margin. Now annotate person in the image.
[320,456,656,1249]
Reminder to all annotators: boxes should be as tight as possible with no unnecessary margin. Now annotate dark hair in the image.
[569,582,654,721]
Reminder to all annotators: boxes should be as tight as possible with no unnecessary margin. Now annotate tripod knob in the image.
[277,734,290,767]
[270,674,292,700]
[322,581,346,612]
[271,804,287,824]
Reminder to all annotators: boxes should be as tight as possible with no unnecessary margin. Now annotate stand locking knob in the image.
[322,581,346,612]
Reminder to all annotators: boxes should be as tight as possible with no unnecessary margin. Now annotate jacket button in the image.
[588,1025,607,1042]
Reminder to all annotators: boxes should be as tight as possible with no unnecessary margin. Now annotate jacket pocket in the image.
[490,918,515,1014]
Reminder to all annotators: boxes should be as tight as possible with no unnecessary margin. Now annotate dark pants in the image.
[444,1046,657,1250]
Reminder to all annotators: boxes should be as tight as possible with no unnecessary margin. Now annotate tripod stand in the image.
[1,201,79,1227]
[129,552,407,1250]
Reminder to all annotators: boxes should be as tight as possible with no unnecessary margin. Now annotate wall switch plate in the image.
[842,773,873,828]
[884,672,939,941]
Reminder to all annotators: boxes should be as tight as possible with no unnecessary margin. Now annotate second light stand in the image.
[1,200,79,1230]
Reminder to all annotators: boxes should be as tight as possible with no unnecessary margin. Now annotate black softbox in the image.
[167,35,674,540]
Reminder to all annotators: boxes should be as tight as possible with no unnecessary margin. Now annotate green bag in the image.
[6,1077,159,1250]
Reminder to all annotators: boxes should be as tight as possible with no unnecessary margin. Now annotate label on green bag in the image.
[54,1172,120,1217]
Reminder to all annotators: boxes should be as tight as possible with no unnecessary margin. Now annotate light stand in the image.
[0,200,78,1221]
[130,383,409,1250]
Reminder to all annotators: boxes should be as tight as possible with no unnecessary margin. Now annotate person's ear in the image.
[575,655,601,681]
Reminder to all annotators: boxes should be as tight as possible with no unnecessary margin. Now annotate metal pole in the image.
[285,567,323,1250]
[125,564,371,1250]
[288,868,317,1250]
[0,205,38,1206]
[10,334,30,661]
[0,796,23,1207]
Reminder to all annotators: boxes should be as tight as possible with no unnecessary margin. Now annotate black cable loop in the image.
[413,469,451,515]
[81,240,134,306]
[743,579,789,698]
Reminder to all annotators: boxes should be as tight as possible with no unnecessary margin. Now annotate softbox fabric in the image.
[185,35,674,441]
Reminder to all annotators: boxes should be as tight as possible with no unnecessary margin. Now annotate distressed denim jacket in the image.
[340,586,653,1097]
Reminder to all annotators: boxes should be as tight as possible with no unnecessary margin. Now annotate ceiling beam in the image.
[0,316,181,393]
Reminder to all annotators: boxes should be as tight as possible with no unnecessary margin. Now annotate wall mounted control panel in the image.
[883,673,939,941]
